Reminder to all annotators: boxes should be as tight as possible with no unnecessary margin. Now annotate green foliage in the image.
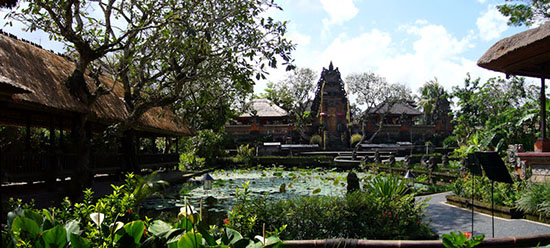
[516,182,550,218]
[233,144,255,165]
[417,78,451,125]
[228,175,435,240]
[182,129,226,168]
[442,231,484,248]
[310,134,322,145]
[2,178,279,247]
[259,67,317,128]
[179,151,206,171]
[350,134,362,147]
[452,173,522,207]
[452,75,539,153]
[497,0,550,26]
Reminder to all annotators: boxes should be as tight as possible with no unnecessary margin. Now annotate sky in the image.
[0,0,535,101]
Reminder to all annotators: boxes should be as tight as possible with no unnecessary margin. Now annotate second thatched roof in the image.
[477,21,550,78]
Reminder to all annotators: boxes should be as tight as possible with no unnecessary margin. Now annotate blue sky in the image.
[0,0,534,99]
[258,0,533,96]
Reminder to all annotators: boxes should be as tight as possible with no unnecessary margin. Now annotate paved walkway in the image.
[418,192,550,238]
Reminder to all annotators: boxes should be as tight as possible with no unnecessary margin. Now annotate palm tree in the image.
[417,78,447,125]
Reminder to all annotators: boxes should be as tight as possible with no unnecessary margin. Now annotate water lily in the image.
[254,235,266,245]
[179,205,196,216]
[90,212,105,226]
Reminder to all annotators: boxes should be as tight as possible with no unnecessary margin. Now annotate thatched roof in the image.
[0,32,193,136]
[368,102,422,116]
[240,99,288,118]
[477,21,550,78]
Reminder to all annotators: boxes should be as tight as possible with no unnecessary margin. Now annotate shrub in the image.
[179,151,205,171]
[228,176,436,240]
[516,182,550,218]
[233,144,255,165]
[182,129,226,167]
[310,134,322,145]
[350,134,362,147]
[452,173,522,207]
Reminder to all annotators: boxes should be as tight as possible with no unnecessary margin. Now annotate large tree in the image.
[346,72,412,158]
[6,0,294,188]
[417,78,450,125]
[260,67,316,132]
[452,74,539,152]
[497,0,550,26]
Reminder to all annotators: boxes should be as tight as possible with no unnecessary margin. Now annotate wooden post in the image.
[165,136,168,154]
[540,77,546,140]
[175,137,179,154]
[47,117,57,189]
[25,114,31,151]
[58,118,64,151]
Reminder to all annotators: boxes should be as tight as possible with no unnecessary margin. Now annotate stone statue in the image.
[427,157,437,172]
[460,157,469,176]
[442,154,449,168]
[403,155,412,169]
[374,150,381,164]
[421,155,428,168]
[346,171,360,194]
[388,154,396,167]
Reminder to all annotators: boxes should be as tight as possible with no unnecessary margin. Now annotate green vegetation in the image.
[2,174,280,248]
[442,232,484,248]
[350,134,362,147]
[452,173,521,207]
[227,175,436,240]
[516,182,550,219]
[309,135,322,145]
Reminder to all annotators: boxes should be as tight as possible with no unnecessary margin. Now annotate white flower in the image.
[179,205,196,217]
[90,212,105,226]
[255,235,266,245]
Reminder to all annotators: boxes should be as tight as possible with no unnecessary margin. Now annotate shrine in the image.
[310,62,351,149]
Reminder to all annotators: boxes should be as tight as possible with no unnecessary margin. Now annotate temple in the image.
[310,62,351,149]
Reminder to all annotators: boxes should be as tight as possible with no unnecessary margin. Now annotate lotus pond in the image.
[141,168,371,225]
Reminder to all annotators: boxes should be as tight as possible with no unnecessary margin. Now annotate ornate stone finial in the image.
[329,61,334,70]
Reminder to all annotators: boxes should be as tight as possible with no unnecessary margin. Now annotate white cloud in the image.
[476,5,509,41]
[378,22,492,91]
[476,0,488,3]
[320,0,359,25]
[255,20,505,97]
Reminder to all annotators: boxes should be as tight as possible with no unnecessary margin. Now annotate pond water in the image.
[141,168,370,226]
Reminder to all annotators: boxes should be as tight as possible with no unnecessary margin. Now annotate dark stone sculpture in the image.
[346,171,360,194]
[374,150,381,164]
[442,154,449,168]
[388,154,396,167]
[427,157,437,172]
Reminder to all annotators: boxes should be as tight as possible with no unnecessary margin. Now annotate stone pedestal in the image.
[517,152,550,182]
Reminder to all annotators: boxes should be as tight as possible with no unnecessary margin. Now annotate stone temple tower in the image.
[311,62,350,149]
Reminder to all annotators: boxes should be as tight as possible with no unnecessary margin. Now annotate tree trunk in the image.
[69,114,92,200]
[122,130,139,173]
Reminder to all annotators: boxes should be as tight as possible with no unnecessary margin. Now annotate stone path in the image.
[418,192,550,238]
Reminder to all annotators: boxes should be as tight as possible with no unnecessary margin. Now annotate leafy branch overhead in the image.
[7,0,295,130]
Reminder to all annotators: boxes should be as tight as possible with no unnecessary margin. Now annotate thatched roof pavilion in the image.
[0,31,193,137]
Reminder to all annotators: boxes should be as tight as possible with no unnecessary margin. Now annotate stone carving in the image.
[346,171,360,194]
[403,155,412,169]
[460,157,469,176]
[388,154,396,167]
[374,150,381,164]
[421,155,429,168]
[442,154,449,168]
[507,144,526,180]
[427,156,437,172]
